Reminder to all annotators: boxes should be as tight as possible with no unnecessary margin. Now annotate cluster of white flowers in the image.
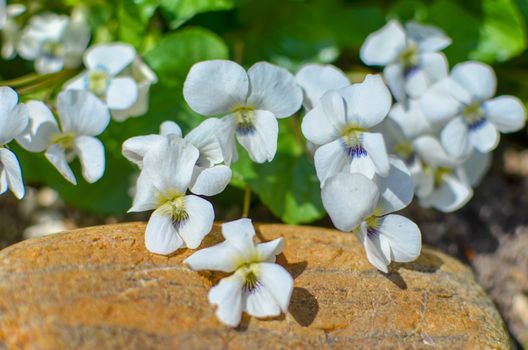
[0,1,158,197]
[1,6,525,328]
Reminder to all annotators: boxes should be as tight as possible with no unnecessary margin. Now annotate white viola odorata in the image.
[360,20,451,103]
[65,43,139,112]
[321,161,421,273]
[17,12,90,74]
[411,135,473,212]
[183,60,303,164]
[0,87,28,199]
[122,119,231,197]
[111,56,158,122]
[420,61,526,158]
[128,135,215,255]
[16,90,110,185]
[301,74,392,185]
[295,63,350,110]
[0,3,25,59]
[184,218,293,327]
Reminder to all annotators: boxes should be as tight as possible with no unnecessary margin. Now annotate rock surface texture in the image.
[0,223,510,349]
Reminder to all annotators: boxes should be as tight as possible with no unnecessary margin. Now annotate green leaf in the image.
[470,0,527,62]
[160,0,234,28]
[145,27,229,89]
[231,118,326,225]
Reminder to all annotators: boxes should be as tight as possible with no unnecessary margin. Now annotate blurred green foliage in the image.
[4,0,528,224]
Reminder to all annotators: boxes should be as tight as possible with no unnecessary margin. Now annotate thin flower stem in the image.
[242,185,252,218]
[0,73,45,87]
[16,69,79,96]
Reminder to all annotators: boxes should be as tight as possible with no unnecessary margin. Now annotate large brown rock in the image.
[0,223,510,349]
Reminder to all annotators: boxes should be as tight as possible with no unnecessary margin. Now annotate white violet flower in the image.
[65,43,139,113]
[0,87,28,199]
[301,74,392,184]
[110,56,158,122]
[16,90,110,185]
[17,12,90,74]
[420,61,527,158]
[183,60,303,164]
[128,135,214,255]
[295,63,350,110]
[185,218,293,327]
[321,162,421,273]
[0,3,25,60]
[411,136,473,212]
[360,20,451,103]
[123,119,231,196]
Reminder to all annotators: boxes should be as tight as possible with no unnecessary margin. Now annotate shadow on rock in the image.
[289,287,319,327]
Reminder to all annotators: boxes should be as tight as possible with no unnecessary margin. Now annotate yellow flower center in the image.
[463,102,485,130]
[233,107,256,135]
[237,263,261,293]
[399,42,419,72]
[51,132,75,151]
[88,69,109,98]
[42,41,65,58]
[157,191,188,224]
[394,141,414,159]
[433,167,453,187]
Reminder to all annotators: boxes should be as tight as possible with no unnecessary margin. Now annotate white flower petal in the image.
[185,118,224,167]
[468,120,499,154]
[121,134,164,167]
[85,43,136,76]
[375,157,414,215]
[244,277,281,318]
[145,208,184,255]
[35,55,64,74]
[190,165,231,196]
[257,262,293,312]
[412,162,434,199]
[484,96,526,133]
[358,223,390,273]
[176,195,214,249]
[73,135,105,183]
[64,73,87,91]
[440,117,472,158]
[0,88,27,144]
[209,274,244,327]
[222,218,256,259]
[128,170,159,212]
[183,60,249,116]
[388,100,433,139]
[300,90,345,145]
[185,240,242,273]
[216,115,238,165]
[450,61,496,102]
[0,169,7,195]
[340,74,392,128]
[413,135,460,168]
[142,135,199,194]
[377,214,421,262]
[321,172,380,232]
[461,150,491,187]
[405,21,451,52]
[361,132,390,177]
[44,144,77,185]
[421,173,473,213]
[295,64,349,110]
[419,79,465,124]
[16,101,58,152]
[360,20,407,66]
[256,238,284,263]
[236,110,278,163]
[246,62,302,118]
[313,139,349,186]
[349,154,376,179]
[57,90,110,136]
[106,77,139,111]
[159,121,183,137]
[0,148,24,199]
[406,52,448,98]
[384,63,406,104]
